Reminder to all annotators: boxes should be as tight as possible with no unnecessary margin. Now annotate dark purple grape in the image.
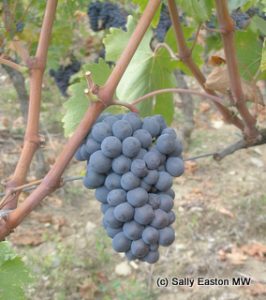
[143,170,159,185]
[104,207,123,228]
[159,194,174,212]
[156,134,176,154]
[123,221,144,240]
[122,112,142,131]
[91,122,112,142]
[155,171,173,192]
[104,172,121,190]
[101,203,111,214]
[107,189,126,206]
[126,187,148,207]
[125,250,137,261]
[114,202,134,222]
[148,193,160,209]
[167,211,176,225]
[135,148,147,159]
[131,239,149,258]
[85,138,101,155]
[121,172,140,191]
[101,136,122,158]
[112,232,131,252]
[134,204,154,225]
[89,150,112,173]
[95,186,110,203]
[154,115,167,131]
[142,116,161,137]
[165,157,184,177]
[162,127,176,138]
[142,250,160,263]
[133,129,152,149]
[112,120,133,140]
[142,226,159,245]
[83,170,105,188]
[112,155,131,174]
[140,180,151,192]
[165,188,175,199]
[122,137,141,158]
[131,159,148,178]
[106,226,122,238]
[150,209,169,229]
[159,227,175,246]
[103,115,118,126]
[143,151,162,170]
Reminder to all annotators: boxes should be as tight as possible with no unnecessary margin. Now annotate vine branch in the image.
[0,57,25,73]
[3,0,58,210]
[0,0,161,240]
[167,0,244,131]
[215,0,259,141]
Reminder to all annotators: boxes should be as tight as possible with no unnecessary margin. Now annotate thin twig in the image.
[190,23,202,54]
[154,43,179,60]
[131,88,225,106]
[215,0,259,140]
[111,101,139,113]
[0,57,25,73]
[167,0,244,131]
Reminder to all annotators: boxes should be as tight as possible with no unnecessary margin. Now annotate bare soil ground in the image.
[1,96,266,300]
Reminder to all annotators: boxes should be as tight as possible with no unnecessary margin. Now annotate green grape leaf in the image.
[132,0,162,27]
[250,15,266,36]
[105,16,177,123]
[228,0,251,11]
[178,0,213,22]
[235,29,263,80]
[0,242,32,300]
[261,39,266,72]
[62,59,112,136]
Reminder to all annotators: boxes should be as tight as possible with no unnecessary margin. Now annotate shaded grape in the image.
[89,150,112,173]
[101,136,122,158]
[123,221,144,240]
[104,207,123,228]
[155,171,173,191]
[131,239,149,258]
[104,172,121,190]
[150,209,169,229]
[126,187,148,207]
[112,155,131,174]
[121,172,140,191]
[159,227,175,246]
[112,232,131,252]
[122,112,142,131]
[133,129,152,149]
[107,189,126,206]
[122,137,141,158]
[91,122,112,142]
[142,250,160,263]
[112,120,133,140]
[131,159,148,177]
[134,204,154,225]
[142,226,159,245]
[114,202,134,222]
[95,186,110,203]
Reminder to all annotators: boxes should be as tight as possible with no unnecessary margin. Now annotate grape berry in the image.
[75,113,184,264]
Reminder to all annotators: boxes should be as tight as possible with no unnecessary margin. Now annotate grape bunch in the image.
[49,60,81,97]
[75,113,184,264]
[155,4,172,42]
[87,1,127,32]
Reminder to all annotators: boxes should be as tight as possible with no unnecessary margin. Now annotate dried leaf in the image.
[185,161,198,174]
[217,207,235,219]
[79,278,98,300]
[241,242,266,259]
[218,247,247,265]
[10,228,44,246]
[205,65,264,106]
